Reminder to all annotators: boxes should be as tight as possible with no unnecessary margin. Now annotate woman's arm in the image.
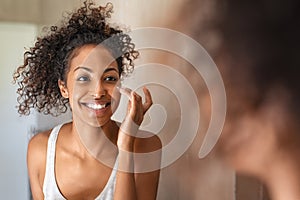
[134,135,161,200]
[114,132,137,200]
[114,87,161,200]
[114,130,161,200]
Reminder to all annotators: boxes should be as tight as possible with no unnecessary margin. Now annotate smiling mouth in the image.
[84,102,111,110]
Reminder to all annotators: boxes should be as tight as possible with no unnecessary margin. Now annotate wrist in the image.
[117,131,135,151]
[119,116,140,137]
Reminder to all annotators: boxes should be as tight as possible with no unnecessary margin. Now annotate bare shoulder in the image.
[27,129,52,179]
[27,129,52,199]
[28,130,51,156]
[134,130,162,153]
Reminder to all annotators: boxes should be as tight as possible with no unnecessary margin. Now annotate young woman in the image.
[13,1,161,200]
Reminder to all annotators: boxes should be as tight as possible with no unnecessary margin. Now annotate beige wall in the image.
[0,0,41,23]
[0,0,183,28]
[0,0,79,24]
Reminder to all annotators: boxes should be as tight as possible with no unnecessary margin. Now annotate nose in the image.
[92,81,106,98]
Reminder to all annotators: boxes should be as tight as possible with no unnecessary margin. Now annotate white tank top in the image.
[43,124,118,200]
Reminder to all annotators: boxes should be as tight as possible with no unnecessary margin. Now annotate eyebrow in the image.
[103,67,119,73]
[73,66,92,73]
[73,66,119,73]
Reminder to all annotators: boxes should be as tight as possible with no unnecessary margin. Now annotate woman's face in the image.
[60,44,121,127]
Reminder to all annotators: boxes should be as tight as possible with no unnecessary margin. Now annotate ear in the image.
[58,80,69,98]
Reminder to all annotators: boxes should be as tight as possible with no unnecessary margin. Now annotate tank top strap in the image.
[43,124,66,200]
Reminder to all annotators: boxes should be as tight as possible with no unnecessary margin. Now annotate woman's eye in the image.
[77,76,90,82]
[104,76,118,82]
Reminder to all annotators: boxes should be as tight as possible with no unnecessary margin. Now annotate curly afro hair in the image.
[13,1,139,116]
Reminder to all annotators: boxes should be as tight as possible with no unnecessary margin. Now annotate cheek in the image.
[106,80,121,97]
[67,84,88,106]
[110,85,121,112]
[67,90,75,108]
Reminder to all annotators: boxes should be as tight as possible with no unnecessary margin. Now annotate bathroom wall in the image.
[0,22,36,200]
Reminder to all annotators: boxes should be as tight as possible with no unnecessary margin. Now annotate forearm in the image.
[114,86,156,199]
[114,132,137,200]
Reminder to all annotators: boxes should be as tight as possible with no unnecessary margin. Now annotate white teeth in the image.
[86,103,106,110]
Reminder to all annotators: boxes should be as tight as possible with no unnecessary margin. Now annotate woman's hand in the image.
[119,86,152,133]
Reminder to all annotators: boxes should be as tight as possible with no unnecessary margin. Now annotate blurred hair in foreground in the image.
[174,0,300,199]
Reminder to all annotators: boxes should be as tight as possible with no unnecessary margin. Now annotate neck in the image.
[71,117,119,166]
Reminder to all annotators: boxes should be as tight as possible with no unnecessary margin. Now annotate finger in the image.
[142,87,153,112]
[130,92,143,115]
[132,91,142,103]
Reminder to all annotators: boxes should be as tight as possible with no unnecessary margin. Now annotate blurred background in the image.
[0,0,269,199]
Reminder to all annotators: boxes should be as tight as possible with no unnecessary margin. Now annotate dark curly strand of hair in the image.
[13,1,139,116]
